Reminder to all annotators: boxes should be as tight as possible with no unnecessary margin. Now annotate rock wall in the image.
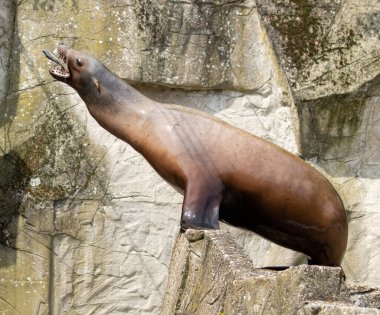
[0,0,379,314]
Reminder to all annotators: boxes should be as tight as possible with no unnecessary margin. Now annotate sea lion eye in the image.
[76,58,83,66]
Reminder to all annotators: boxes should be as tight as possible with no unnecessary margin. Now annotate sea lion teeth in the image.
[50,68,70,79]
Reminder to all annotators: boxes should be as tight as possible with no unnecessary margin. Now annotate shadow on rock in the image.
[0,150,31,266]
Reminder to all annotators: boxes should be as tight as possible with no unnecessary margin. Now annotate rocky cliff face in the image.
[0,0,379,314]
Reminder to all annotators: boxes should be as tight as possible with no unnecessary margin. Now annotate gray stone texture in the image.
[0,0,15,110]
[348,283,380,309]
[161,230,380,315]
[0,0,379,314]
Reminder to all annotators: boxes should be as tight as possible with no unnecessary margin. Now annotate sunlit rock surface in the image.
[0,0,379,314]
[161,230,380,315]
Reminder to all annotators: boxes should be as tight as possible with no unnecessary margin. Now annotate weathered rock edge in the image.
[161,229,380,315]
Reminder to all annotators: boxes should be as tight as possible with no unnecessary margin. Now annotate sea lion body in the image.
[46,44,348,266]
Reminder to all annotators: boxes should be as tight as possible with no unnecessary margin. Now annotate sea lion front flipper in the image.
[181,183,222,230]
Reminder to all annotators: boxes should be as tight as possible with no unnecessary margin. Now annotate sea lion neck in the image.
[77,63,155,115]
[44,44,157,146]
[74,63,157,147]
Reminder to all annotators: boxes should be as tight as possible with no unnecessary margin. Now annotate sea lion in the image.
[43,43,348,266]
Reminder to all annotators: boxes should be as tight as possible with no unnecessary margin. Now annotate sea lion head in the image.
[43,42,104,97]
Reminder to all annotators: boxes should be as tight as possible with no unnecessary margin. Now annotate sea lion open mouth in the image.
[43,42,70,80]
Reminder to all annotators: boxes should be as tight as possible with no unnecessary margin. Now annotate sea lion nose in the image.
[58,42,67,56]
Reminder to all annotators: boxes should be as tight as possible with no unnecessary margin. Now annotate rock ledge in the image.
[161,230,380,315]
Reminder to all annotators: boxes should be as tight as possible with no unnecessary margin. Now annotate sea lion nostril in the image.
[58,42,67,56]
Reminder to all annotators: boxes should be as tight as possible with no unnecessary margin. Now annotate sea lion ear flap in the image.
[93,79,101,95]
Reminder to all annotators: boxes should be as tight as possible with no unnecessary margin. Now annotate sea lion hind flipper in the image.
[180,184,222,230]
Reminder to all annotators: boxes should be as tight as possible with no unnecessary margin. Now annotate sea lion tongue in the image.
[42,50,61,64]
[43,42,70,79]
